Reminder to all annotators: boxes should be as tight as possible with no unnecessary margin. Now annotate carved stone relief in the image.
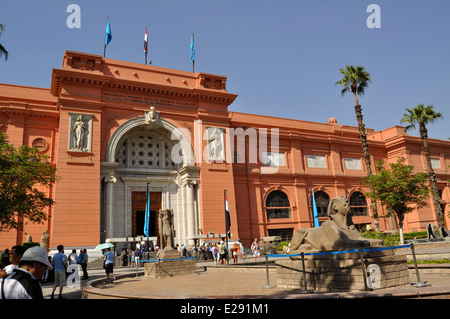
[207,127,224,161]
[68,113,93,152]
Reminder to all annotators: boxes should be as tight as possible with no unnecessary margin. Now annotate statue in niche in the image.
[158,209,175,251]
[284,196,382,253]
[209,127,223,160]
[71,114,88,150]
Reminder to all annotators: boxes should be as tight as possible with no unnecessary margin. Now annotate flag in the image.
[311,189,320,228]
[144,185,150,238]
[190,34,195,63]
[105,18,112,46]
[143,27,148,53]
[225,193,231,238]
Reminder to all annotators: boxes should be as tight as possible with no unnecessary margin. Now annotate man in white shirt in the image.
[1,246,53,299]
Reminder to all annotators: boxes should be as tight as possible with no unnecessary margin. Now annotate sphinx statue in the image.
[284,196,382,253]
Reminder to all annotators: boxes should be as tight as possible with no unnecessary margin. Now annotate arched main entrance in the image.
[100,114,200,247]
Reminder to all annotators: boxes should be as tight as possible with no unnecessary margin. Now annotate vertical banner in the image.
[144,184,150,239]
[311,188,320,228]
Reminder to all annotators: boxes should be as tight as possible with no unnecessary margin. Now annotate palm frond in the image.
[0,44,8,61]
[336,65,371,97]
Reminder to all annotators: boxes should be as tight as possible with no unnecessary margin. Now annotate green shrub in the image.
[360,231,398,246]
[22,242,40,251]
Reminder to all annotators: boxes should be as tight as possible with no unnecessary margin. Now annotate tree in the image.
[0,132,57,231]
[362,158,429,244]
[0,24,8,61]
[400,104,444,228]
[336,65,380,230]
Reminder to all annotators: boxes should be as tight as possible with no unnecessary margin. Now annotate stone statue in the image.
[148,106,156,122]
[40,230,50,252]
[209,128,223,159]
[71,114,87,150]
[158,209,175,251]
[284,196,381,253]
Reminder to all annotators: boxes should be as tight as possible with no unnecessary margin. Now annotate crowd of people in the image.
[196,238,263,264]
[0,237,266,299]
[0,244,88,299]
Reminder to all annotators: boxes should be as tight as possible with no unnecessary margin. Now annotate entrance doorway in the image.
[132,191,162,237]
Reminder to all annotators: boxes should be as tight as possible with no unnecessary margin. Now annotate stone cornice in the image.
[51,51,238,106]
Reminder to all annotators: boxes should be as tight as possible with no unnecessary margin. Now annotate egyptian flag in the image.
[225,193,231,238]
[143,27,148,54]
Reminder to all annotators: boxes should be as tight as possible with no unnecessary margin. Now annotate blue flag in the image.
[312,189,320,228]
[144,186,150,238]
[190,34,195,62]
[105,18,112,46]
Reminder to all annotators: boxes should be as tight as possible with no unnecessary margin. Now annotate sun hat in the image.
[20,246,53,270]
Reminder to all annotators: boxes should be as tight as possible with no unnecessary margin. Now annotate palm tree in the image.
[401,104,444,228]
[336,65,380,231]
[0,24,8,61]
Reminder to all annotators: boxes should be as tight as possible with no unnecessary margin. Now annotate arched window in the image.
[266,190,291,219]
[349,192,368,216]
[314,191,330,217]
[115,133,177,169]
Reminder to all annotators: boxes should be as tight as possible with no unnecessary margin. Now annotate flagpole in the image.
[224,190,229,264]
[146,183,150,250]
[103,17,109,58]
[191,33,195,73]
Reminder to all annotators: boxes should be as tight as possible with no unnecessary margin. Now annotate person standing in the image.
[104,247,115,283]
[79,249,89,280]
[50,245,67,299]
[251,238,261,261]
[1,249,10,268]
[0,246,53,299]
[2,245,26,276]
[232,243,239,264]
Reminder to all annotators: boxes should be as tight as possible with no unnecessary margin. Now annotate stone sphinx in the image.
[284,196,381,253]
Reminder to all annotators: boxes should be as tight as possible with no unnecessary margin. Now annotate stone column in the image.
[185,181,196,247]
[101,162,118,239]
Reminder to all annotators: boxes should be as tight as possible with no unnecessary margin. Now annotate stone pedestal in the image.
[144,249,196,278]
[276,250,410,292]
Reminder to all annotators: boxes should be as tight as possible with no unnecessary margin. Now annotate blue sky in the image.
[0,0,448,140]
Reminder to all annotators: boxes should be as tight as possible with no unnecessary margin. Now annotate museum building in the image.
[0,51,449,249]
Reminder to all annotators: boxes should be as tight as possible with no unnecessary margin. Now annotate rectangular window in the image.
[344,158,362,170]
[268,228,294,242]
[431,158,441,169]
[262,152,285,166]
[306,155,326,168]
[266,208,291,219]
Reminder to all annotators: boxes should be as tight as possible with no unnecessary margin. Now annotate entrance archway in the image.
[101,114,200,246]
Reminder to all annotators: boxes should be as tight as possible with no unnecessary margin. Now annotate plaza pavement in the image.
[41,242,450,300]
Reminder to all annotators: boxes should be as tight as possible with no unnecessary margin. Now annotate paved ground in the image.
[40,241,450,300]
[41,261,450,300]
